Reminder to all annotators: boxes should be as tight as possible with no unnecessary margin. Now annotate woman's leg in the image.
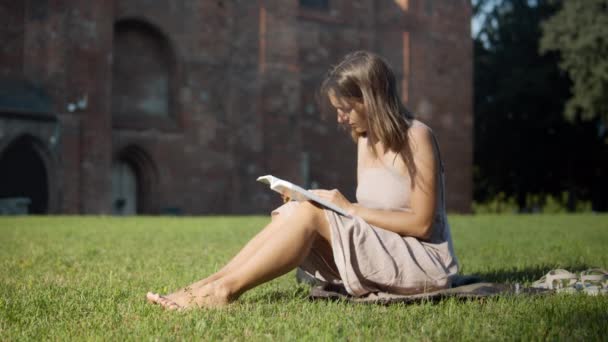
[163,211,292,301]
[166,201,332,308]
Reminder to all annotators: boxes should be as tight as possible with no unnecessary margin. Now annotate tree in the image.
[540,0,608,123]
[473,0,607,212]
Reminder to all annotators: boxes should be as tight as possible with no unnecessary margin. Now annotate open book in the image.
[257,175,351,217]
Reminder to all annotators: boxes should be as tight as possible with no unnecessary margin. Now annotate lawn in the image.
[1,214,607,340]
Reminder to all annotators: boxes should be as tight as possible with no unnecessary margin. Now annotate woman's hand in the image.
[309,189,355,215]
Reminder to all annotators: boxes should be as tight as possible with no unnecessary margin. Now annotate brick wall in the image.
[0,0,472,214]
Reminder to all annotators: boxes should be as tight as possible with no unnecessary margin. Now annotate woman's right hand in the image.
[309,189,355,216]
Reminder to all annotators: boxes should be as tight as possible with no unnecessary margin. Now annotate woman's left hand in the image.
[309,189,355,215]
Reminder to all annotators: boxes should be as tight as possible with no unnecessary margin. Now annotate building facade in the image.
[0,0,472,215]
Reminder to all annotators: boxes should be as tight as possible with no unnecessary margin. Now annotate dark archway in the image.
[0,136,49,214]
[112,145,159,215]
[111,160,138,215]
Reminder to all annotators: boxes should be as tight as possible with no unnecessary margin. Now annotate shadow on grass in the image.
[246,286,310,304]
[473,263,597,283]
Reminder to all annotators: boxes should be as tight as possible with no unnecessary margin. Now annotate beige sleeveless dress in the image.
[272,128,459,296]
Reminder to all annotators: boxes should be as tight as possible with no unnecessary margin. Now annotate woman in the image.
[147,51,458,309]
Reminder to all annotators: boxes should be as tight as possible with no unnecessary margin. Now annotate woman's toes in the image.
[146,292,160,303]
[158,296,183,310]
[165,301,182,311]
[146,292,183,310]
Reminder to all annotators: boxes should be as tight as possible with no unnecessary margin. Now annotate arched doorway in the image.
[111,160,138,215]
[111,145,158,215]
[0,136,49,214]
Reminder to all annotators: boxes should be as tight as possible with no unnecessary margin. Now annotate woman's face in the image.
[328,92,368,134]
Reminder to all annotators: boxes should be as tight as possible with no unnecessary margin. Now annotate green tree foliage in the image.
[473,0,608,212]
[540,0,608,123]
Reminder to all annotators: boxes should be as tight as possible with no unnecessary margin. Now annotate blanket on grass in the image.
[307,276,551,304]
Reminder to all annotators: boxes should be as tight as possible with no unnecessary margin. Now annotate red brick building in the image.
[0,0,472,215]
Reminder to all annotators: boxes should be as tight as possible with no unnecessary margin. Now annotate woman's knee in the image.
[270,201,299,222]
[295,201,324,222]
[294,201,331,238]
[274,201,329,237]
[270,212,281,223]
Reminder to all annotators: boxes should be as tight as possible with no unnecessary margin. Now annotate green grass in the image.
[1,215,607,340]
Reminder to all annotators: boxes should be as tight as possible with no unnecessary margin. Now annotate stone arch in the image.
[112,18,176,119]
[0,134,55,214]
[112,145,159,215]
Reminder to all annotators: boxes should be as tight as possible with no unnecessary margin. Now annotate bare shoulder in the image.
[407,120,435,156]
[406,121,439,190]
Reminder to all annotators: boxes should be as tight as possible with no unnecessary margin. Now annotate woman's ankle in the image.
[212,278,240,302]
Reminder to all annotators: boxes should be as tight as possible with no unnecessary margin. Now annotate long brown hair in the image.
[319,51,417,182]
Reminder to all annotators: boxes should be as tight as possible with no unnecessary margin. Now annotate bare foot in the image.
[183,281,233,309]
[147,280,233,310]
[161,275,220,304]
[146,292,182,311]
[162,285,198,308]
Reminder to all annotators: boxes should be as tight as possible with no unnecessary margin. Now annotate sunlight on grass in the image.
[1,215,607,340]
